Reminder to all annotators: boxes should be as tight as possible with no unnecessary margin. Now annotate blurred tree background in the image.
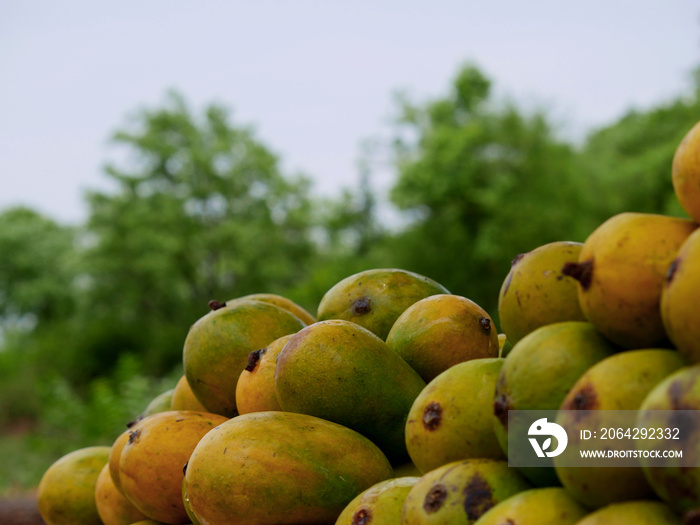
[1,63,699,492]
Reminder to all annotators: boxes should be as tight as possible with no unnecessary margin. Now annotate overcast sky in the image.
[1,1,699,224]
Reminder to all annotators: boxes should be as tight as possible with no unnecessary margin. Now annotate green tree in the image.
[0,206,77,331]
[579,74,700,219]
[385,65,593,315]
[80,92,316,374]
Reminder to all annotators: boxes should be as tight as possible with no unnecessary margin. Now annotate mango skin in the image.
[401,459,531,524]
[661,228,700,363]
[317,268,449,340]
[119,410,228,524]
[554,349,686,508]
[406,358,505,474]
[38,446,111,525]
[473,487,588,525]
[183,299,306,417]
[498,241,585,346]
[142,389,175,417]
[109,430,130,494]
[95,464,147,525]
[564,212,696,349]
[575,501,680,525]
[636,365,700,514]
[275,320,426,463]
[386,294,499,382]
[492,321,617,486]
[226,293,316,325]
[235,334,291,414]
[673,119,700,223]
[184,411,393,525]
[335,477,419,525]
[170,376,207,412]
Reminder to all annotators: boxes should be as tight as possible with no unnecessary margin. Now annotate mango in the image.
[95,464,147,525]
[275,320,425,462]
[562,212,696,348]
[386,294,498,382]
[672,119,700,223]
[226,292,316,325]
[401,459,531,524]
[492,321,617,486]
[118,410,228,524]
[498,241,585,346]
[37,446,111,525]
[235,334,291,414]
[405,358,505,473]
[170,375,207,412]
[661,228,700,363]
[335,477,419,525]
[636,365,700,514]
[142,389,174,417]
[472,487,588,525]
[183,299,305,416]
[109,429,130,494]
[554,349,686,508]
[184,411,393,525]
[317,268,449,340]
[574,501,680,525]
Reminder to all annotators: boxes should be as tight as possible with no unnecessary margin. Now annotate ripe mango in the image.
[226,292,316,325]
[275,320,425,462]
[317,268,449,340]
[492,321,616,486]
[672,119,700,223]
[38,446,111,525]
[386,294,498,382]
[406,358,505,473]
[183,299,305,416]
[472,487,588,525]
[498,241,585,346]
[636,365,700,514]
[574,501,680,525]
[335,477,419,525]
[184,411,393,525]
[554,349,686,508]
[95,464,147,525]
[401,459,531,524]
[109,429,131,494]
[118,410,228,524]
[235,334,291,414]
[661,228,700,363]
[562,212,696,348]
[170,376,206,412]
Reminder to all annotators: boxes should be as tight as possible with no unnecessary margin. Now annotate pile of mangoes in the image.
[36,121,700,525]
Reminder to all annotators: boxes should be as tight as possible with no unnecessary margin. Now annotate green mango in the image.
[574,501,680,525]
[401,459,531,524]
[554,349,686,508]
[492,321,617,486]
[406,358,505,473]
[316,268,449,340]
[473,487,588,525]
[275,319,425,463]
[498,241,585,346]
[335,477,419,525]
[636,364,700,514]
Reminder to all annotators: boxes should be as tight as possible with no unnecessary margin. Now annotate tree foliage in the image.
[81,92,317,373]
[385,65,594,314]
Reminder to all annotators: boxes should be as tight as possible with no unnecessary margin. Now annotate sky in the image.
[1,1,699,224]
